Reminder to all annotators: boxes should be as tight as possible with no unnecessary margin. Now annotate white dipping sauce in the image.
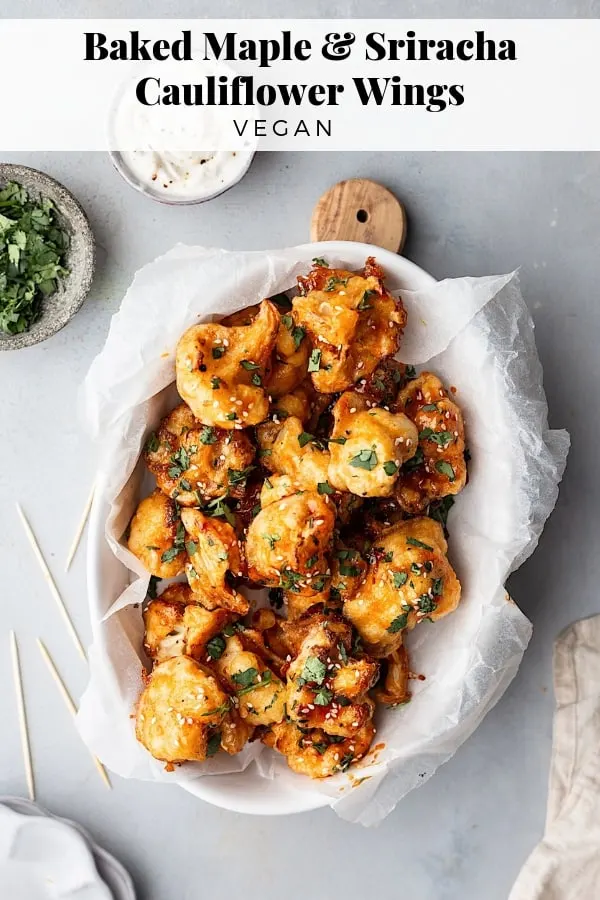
[110,65,256,202]
[120,148,252,201]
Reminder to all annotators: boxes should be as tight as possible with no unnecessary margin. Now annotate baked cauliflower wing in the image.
[143,583,232,663]
[284,612,378,738]
[143,403,255,505]
[293,257,407,393]
[127,489,186,578]
[257,415,330,492]
[211,634,286,726]
[175,300,279,429]
[395,372,467,513]
[263,720,375,779]
[327,391,418,498]
[180,508,249,615]
[245,490,335,594]
[135,656,231,765]
[343,517,461,657]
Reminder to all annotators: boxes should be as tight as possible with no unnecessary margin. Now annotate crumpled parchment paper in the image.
[76,245,569,825]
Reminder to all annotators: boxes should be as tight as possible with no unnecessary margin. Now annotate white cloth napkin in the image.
[509,615,600,899]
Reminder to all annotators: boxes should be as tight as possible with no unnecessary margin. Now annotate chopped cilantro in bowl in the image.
[0,181,70,334]
[0,164,95,351]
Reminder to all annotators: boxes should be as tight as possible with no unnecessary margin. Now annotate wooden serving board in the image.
[310,178,407,253]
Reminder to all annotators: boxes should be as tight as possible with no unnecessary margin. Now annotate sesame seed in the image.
[350,407,357,413]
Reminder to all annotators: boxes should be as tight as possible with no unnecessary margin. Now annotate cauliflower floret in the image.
[373,644,411,707]
[394,372,467,513]
[127,490,186,578]
[257,416,330,492]
[143,583,233,664]
[135,656,231,765]
[284,613,378,738]
[262,719,375,779]
[272,380,314,423]
[327,391,418,498]
[211,634,286,726]
[293,257,407,393]
[245,490,335,593]
[143,403,255,505]
[266,310,310,398]
[343,517,461,658]
[180,509,249,615]
[176,300,279,429]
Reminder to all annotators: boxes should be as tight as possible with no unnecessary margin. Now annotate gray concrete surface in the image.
[0,5,598,900]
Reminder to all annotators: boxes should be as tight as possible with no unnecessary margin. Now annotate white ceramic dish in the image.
[0,797,135,900]
[86,241,436,815]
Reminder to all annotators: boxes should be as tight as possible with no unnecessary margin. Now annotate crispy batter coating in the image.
[354,357,408,407]
[262,720,375,779]
[343,517,461,657]
[294,258,406,393]
[272,381,314,423]
[221,302,310,399]
[266,311,310,398]
[328,391,418,498]
[135,656,230,764]
[143,583,232,663]
[176,300,279,429]
[284,613,378,738]
[211,634,286,726]
[394,372,467,513]
[180,508,249,615]
[257,416,330,491]
[143,403,255,505]
[127,489,186,578]
[245,490,335,593]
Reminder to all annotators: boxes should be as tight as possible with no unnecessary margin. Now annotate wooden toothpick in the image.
[36,639,111,790]
[16,503,87,661]
[65,481,96,572]
[10,631,35,801]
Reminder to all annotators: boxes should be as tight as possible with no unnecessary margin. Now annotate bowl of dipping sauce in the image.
[107,65,257,205]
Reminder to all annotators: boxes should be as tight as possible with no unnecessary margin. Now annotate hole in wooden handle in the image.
[356,208,369,223]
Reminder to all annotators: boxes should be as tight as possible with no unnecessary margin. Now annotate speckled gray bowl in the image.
[0,164,95,351]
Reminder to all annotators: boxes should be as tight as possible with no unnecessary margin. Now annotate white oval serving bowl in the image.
[87,241,436,815]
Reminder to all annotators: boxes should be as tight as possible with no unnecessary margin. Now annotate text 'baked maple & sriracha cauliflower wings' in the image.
[128,256,469,779]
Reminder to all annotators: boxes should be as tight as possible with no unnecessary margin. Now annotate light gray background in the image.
[1,3,598,899]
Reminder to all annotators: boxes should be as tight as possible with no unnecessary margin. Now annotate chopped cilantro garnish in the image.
[403,447,424,472]
[418,595,437,614]
[349,448,378,471]
[357,289,377,311]
[211,376,221,390]
[145,432,159,453]
[299,656,326,686]
[406,537,433,551]
[206,635,226,660]
[339,563,361,578]
[240,359,260,371]
[308,349,322,373]
[280,569,303,593]
[421,403,438,412]
[199,426,217,445]
[206,732,221,757]
[298,431,315,448]
[226,412,237,421]
[262,533,280,550]
[160,546,182,563]
[383,460,399,476]
[0,181,70,335]
[312,257,328,267]
[436,460,456,481]
[428,496,455,528]
[185,540,198,556]
[387,612,409,633]
[317,481,333,495]
[313,686,333,706]
[204,497,236,527]
[228,466,254,487]
[392,571,408,588]
[212,346,225,359]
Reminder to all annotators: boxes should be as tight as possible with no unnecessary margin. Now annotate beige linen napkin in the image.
[509,615,600,900]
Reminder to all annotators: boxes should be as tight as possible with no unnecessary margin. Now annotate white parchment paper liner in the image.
[77,245,569,825]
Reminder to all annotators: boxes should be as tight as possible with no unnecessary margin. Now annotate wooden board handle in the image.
[311,178,407,253]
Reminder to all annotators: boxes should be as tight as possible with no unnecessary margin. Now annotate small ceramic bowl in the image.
[0,164,95,351]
